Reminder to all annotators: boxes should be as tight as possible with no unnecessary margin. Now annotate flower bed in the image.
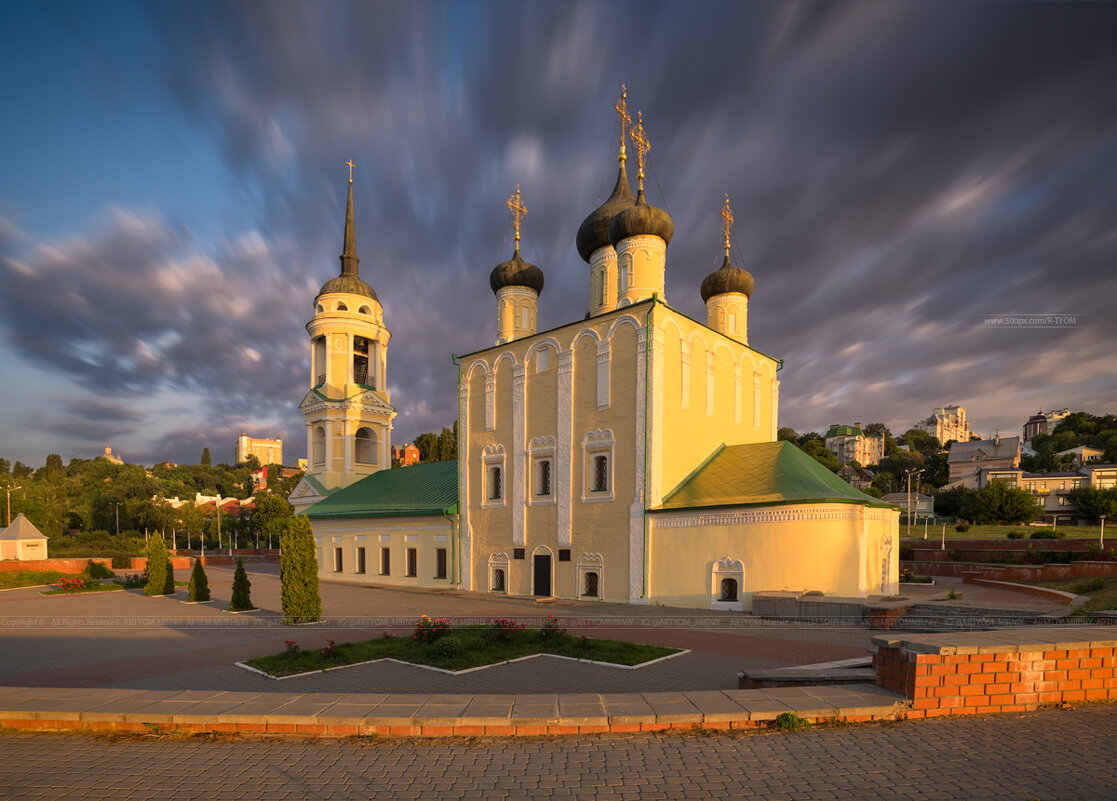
[246,616,679,677]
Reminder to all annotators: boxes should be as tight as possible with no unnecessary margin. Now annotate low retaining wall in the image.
[0,558,113,574]
[902,560,1117,581]
[964,578,1078,606]
[872,627,1116,718]
[905,539,1109,560]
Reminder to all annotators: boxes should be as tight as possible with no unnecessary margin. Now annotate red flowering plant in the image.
[320,640,338,659]
[284,640,300,655]
[57,577,88,591]
[489,618,523,642]
[413,614,452,644]
[539,614,565,641]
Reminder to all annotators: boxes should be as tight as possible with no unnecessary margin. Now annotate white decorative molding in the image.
[880,533,893,593]
[512,362,527,547]
[576,552,605,600]
[630,325,648,603]
[481,444,506,510]
[650,506,866,529]
[733,361,742,425]
[581,428,616,504]
[706,350,716,417]
[527,436,557,507]
[556,349,574,546]
[485,371,496,431]
[648,325,665,509]
[710,556,745,611]
[488,551,509,594]
[771,378,780,441]
[753,371,761,430]
[680,339,691,410]
[596,339,611,409]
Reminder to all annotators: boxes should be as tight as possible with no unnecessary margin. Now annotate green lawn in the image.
[902,523,1105,541]
[0,571,66,590]
[1023,575,1117,615]
[247,625,680,677]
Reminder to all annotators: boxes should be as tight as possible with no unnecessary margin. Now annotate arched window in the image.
[312,426,326,466]
[719,577,738,602]
[491,568,506,592]
[355,427,378,465]
[537,459,551,497]
[335,302,348,312]
[359,305,372,315]
[489,465,503,500]
[599,270,606,307]
[584,571,599,597]
[711,557,744,610]
[315,303,324,314]
[592,455,608,493]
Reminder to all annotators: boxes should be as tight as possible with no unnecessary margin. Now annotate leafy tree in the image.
[0,458,9,474]
[437,424,457,462]
[871,471,896,496]
[38,454,65,482]
[1067,487,1117,522]
[934,485,975,519]
[229,557,253,611]
[797,437,840,473]
[923,450,950,488]
[145,533,171,596]
[414,432,439,463]
[12,462,31,479]
[776,427,799,442]
[201,447,212,467]
[177,502,206,548]
[187,558,210,602]
[897,428,940,458]
[254,493,292,549]
[280,516,321,624]
[963,481,1039,525]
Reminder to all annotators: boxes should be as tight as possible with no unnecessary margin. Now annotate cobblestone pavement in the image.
[2,705,1114,800]
[1,566,880,693]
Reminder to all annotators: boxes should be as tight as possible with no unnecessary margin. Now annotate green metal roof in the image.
[656,441,893,511]
[305,460,458,519]
[824,424,865,439]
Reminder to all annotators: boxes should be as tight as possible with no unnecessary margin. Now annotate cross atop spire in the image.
[721,193,734,256]
[506,184,527,250]
[346,159,356,183]
[630,110,650,192]
[614,84,631,163]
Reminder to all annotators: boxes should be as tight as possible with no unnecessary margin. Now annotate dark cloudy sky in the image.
[1,1,1114,468]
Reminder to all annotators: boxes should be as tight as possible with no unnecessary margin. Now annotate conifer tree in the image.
[145,532,169,596]
[229,557,253,611]
[164,557,176,595]
[280,516,321,624]
[188,558,210,602]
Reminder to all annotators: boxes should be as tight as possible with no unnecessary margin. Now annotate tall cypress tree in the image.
[188,558,210,602]
[229,557,253,611]
[164,556,176,595]
[280,516,321,624]
[145,533,169,596]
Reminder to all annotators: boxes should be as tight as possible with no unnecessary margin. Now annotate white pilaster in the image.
[733,362,742,425]
[706,350,716,417]
[680,339,691,410]
[512,362,527,547]
[648,326,665,508]
[556,349,574,547]
[629,325,648,603]
[771,378,780,440]
[485,371,496,431]
[596,339,611,409]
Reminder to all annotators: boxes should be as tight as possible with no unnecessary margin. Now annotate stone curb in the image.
[0,684,907,737]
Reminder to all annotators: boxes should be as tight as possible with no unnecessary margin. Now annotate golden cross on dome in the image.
[346,159,356,183]
[722,193,734,255]
[506,183,527,246]
[630,110,650,190]
[614,84,631,161]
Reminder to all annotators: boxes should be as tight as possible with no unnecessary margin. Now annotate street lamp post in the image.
[904,468,924,537]
[1101,514,1107,548]
[115,502,120,536]
[5,485,22,526]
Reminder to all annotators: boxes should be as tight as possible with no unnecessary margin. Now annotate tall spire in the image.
[340,160,359,277]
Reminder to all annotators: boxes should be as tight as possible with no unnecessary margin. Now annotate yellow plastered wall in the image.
[311,514,456,588]
[654,308,778,502]
[647,504,899,610]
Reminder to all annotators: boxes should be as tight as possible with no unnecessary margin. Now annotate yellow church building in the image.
[301,92,899,611]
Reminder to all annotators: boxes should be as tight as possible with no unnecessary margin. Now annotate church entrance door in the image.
[533,554,552,597]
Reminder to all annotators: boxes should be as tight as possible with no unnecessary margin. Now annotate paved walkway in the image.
[3,704,1114,800]
[1,566,879,693]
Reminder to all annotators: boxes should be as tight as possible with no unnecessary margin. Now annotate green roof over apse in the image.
[305,460,458,519]
[656,441,894,511]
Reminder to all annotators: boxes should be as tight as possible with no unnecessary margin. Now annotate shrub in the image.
[229,558,253,611]
[280,516,321,624]
[1006,531,1024,540]
[539,614,565,641]
[1030,530,1065,540]
[1074,578,1105,594]
[113,572,145,589]
[955,523,970,533]
[83,560,114,580]
[144,533,171,596]
[774,712,811,732]
[320,639,338,659]
[187,559,210,602]
[432,635,465,660]
[899,544,914,561]
[413,615,452,643]
[490,618,523,642]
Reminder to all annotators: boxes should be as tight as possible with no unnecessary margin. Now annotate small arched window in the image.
[584,571,599,597]
[492,568,506,592]
[489,466,503,500]
[592,455,608,493]
[359,305,372,315]
[720,577,738,602]
[312,426,326,466]
[315,304,324,314]
[335,302,348,312]
[355,427,378,465]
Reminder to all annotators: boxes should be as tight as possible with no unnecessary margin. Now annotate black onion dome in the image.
[317,274,379,302]
[608,189,674,247]
[700,253,754,302]
[576,162,635,263]
[490,247,545,295]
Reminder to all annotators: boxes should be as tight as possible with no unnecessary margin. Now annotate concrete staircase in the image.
[894,602,1071,631]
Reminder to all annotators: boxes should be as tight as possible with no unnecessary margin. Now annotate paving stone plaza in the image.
[2,564,1116,799]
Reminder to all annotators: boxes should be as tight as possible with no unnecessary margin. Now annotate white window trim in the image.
[528,435,557,506]
[581,429,615,504]
[576,552,604,601]
[481,444,507,509]
[488,552,509,594]
[710,557,744,611]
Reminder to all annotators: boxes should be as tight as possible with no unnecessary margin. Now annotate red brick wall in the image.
[0,558,112,574]
[874,644,1117,718]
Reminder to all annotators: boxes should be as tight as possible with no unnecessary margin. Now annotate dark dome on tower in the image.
[608,189,674,247]
[700,253,754,302]
[576,162,635,263]
[489,247,545,295]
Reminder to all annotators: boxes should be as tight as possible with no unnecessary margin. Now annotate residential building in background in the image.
[880,492,935,522]
[837,464,875,490]
[824,423,884,466]
[392,443,420,467]
[946,434,1022,487]
[917,405,971,445]
[1055,446,1103,467]
[235,434,283,466]
[1022,408,1070,446]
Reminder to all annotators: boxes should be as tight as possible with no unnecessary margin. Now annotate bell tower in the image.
[299,162,396,491]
